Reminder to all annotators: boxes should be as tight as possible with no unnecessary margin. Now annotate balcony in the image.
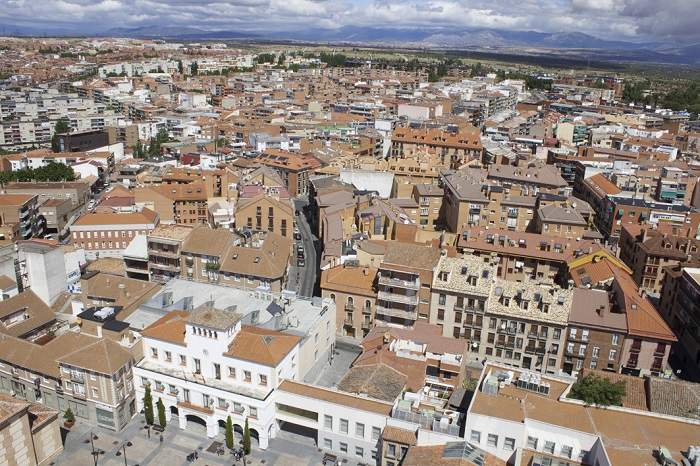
[378,275,420,290]
[148,248,180,259]
[378,290,419,306]
[361,306,372,314]
[149,262,180,272]
[524,345,546,355]
[361,320,372,329]
[345,303,355,311]
[70,372,85,383]
[376,304,417,321]
[343,318,354,326]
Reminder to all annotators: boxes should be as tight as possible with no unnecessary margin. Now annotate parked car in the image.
[297,258,305,267]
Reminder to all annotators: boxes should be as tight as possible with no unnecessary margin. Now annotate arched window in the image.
[347,296,354,308]
[329,293,336,302]
[364,299,371,310]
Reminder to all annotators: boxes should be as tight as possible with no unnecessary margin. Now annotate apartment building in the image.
[411,184,443,231]
[619,223,700,295]
[658,266,700,379]
[146,224,194,283]
[70,209,159,259]
[254,151,323,197]
[390,127,483,169]
[3,180,91,212]
[457,227,598,286]
[0,394,63,466]
[430,255,573,373]
[135,183,209,225]
[533,204,588,240]
[0,194,43,240]
[0,332,137,432]
[234,193,294,238]
[320,265,378,339]
[375,243,440,326]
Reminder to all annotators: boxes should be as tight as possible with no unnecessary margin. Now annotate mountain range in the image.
[1,23,698,66]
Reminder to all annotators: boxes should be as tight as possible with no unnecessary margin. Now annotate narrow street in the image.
[286,196,320,298]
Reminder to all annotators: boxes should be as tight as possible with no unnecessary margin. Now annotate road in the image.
[286,196,320,298]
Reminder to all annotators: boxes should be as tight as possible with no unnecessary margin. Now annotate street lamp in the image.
[115,441,133,466]
[85,432,104,466]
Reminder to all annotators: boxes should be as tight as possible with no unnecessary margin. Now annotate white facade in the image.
[19,243,67,306]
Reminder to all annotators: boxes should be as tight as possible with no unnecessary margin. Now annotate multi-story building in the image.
[659,266,700,380]
[431,254,573,373]
[390,127,483,169]
[254,151,323,197]
[135,183,209,226]
[619,223,700,295]
[3,180,91,213]
[0,194,43,240]
[234,192,294,238]
[146,224,194,283]
[457,227,598,286]
[533,204,588,240]
[0,331,137,432]
[320,265,377,339]
[134,303,313,449]
[0,393,63,466]
[411,184,443,231]
[70,208,159,259]
[375,243,441,326]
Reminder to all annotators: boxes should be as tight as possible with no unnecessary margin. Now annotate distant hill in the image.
[102,26,258,40]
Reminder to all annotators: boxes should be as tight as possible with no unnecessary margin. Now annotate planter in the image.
[64,420,75,429]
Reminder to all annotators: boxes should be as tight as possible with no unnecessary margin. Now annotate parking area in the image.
[54,414,367,466]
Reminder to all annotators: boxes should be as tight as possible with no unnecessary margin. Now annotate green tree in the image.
[157,398,166,428]
[63,407,75,423]
[225,415,234,449]
[133,140,144,158]
[177,60,183,74]
[569,375,626,406]
[51,118,70,152]
[277,53,286,66]
[242,417,251,455]
[143,385,154,425]
[190,61,198,75]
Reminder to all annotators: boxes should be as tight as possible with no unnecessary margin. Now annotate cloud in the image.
[0,0,696,43]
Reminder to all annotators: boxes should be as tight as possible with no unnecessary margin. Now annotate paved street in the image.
[54,416,367,466]
[288,196,319,298]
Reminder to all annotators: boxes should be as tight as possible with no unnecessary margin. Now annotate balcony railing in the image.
[378,275,420,290]
[148,248,180,259]
[376,304,417,321]
[378,290,419,305]
[70,373,85,383]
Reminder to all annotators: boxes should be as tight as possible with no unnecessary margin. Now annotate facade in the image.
[70,209,159,259]
[147,224,194,283]
[234,193,294,238]
[254,151,323,197]
[135,183,209,226]
[135,307,302,449]
[430,254,573,373]
[411,184,443,231]
[320,265,378,339]
[0,194,43,240]
[375,243,441,327]
[390,127,483,169]
[0,394,63,466]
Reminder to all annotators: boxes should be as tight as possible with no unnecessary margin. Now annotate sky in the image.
[0,0,697,44]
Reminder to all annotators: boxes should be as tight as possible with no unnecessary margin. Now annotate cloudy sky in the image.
[0,0,697,44]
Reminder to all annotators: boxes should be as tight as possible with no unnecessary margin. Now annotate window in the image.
[438,294,446,305]
[151,348,158,358]
[340,442,348,453]
[591,346,600,358]
[387,443,397,457]
[249,407,257,419]
[194,358,201,374]
[164,351,171,362]
[355,422,365,438]
[228,367,236,378]
[214,363,221,380]
[244,371,251,382]
[609,349,617,361]
[372,426,381,441]
[561,445,573,459]
[544,441,555,454]
[259,374,267,386]
[355,446,364,457]
[324,415,333,430]
[340,418,348,434]
[92,387,99,398]
[487,434,498,448]
[612,333,620,345]
[324,438,332,450]
[504,437,515,451]
[527,436,538,449]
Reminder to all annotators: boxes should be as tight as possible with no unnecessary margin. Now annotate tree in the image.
[133,140,145,158]
[177,60,183,74]
[143,385,154,425]
[277,53,286,67]
[225,415,234,449]
[51,118,70,152]
[569,374,626,406]
[190,61,198,75]
[63,407,75,423]
[157,398,166,428]
[242,417,251,455]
